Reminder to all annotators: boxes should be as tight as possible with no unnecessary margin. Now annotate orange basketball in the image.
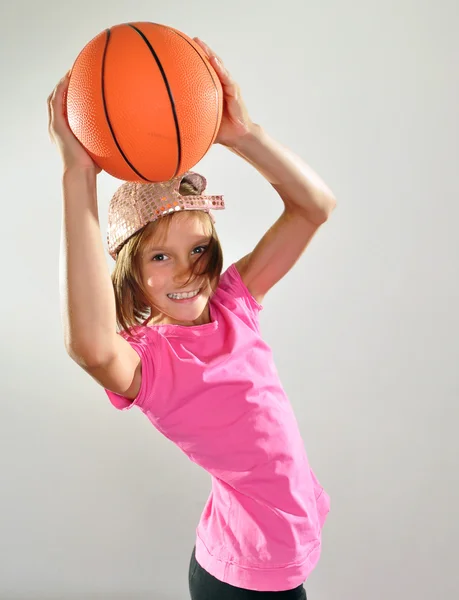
[66,22,223,182]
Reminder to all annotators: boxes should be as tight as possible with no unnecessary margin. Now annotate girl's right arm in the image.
[49,74,142,401]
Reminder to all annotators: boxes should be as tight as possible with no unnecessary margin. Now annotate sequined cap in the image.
[107,171,225,259]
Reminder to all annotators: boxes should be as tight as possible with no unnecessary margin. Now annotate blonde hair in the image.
[111,178,224,335]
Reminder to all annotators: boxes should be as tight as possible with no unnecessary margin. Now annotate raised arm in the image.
[192,38,337,304]
[230,125,336,304]
[49,75,141,400]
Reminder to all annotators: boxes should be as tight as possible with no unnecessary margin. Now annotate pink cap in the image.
[107,171,225,259]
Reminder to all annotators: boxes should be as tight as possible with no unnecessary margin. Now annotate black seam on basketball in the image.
[129,23,181,179]
[101,28,151,182]
[160,25,221,160]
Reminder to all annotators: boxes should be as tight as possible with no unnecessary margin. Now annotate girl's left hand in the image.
[193,37,256,148]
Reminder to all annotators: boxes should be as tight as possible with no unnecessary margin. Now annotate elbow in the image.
[323,194,337,221]
[318,193,337,223]
[304,195,337,226]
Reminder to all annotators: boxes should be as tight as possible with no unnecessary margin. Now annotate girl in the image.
[48,37,336,599]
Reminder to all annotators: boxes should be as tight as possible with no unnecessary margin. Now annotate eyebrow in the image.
[144,235,211,254]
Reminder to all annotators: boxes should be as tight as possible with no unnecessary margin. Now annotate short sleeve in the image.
[214,263,263,331]
[220,263,263,316]
[104,330,157,411]
[228,264,263,313]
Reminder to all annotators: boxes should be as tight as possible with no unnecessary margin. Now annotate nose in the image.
[173,257,193,287]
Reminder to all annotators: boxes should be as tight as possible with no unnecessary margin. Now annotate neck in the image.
[147,303,211,327]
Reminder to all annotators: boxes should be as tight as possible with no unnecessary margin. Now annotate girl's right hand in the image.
[47,73,101,174]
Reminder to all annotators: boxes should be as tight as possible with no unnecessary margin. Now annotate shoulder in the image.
[117,324,161,362]
[119,324,157,344]
[213,263,263,328]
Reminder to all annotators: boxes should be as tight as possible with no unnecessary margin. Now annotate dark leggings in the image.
[188,546,307,599]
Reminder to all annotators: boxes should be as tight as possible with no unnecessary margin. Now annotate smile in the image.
[167,288,201,300]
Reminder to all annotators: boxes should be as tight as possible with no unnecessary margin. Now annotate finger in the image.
[47,88,58,140]
[193,37,210,55]
[193,39,230,82]
[48,74,69,139]
[193,40,230,75]
[55,73,70,97]
[50,75,69,118]
[51,74,70,103]
[210,54,228,73]
[209,56,237,94]
[47,94,53,140]
[193,37,224,65]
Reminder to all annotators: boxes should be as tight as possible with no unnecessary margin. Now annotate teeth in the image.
[167,289,200,300]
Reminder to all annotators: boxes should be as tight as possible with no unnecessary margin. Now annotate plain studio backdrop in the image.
[0,0,458,598]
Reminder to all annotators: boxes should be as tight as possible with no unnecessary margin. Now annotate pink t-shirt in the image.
[105,263,330,592]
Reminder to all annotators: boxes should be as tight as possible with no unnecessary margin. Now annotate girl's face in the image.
[140,212,215,326]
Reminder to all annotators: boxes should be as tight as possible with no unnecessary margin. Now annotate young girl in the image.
[48,37,336,599]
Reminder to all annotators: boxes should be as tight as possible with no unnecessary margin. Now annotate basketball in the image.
[65,22,223,182]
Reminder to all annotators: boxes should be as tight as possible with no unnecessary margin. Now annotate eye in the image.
[152,253,168,262]
[192,245,208,255]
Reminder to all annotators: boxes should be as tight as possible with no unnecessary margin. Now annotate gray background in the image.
[1,0,458,598]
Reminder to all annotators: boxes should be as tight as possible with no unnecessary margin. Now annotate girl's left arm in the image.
[229,125,337,304]
[194,37,337,304]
